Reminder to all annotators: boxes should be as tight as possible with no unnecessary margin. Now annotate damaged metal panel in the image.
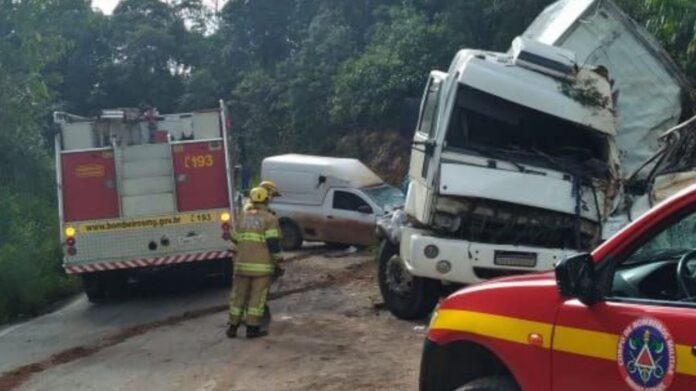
[523,0,691,175]
[439,162,605,222]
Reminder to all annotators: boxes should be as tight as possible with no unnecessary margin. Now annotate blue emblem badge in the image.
[617,318,676,391]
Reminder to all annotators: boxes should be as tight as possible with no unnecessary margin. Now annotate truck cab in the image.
[421,184,696,391]
[378,39,619,319]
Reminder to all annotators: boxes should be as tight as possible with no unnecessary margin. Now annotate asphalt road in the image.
[0,248,424,391]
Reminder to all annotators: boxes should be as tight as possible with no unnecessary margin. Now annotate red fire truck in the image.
[54,102,237,301]
[421,184,696,390]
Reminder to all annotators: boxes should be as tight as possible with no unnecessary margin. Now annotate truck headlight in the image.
[433,212,461,233]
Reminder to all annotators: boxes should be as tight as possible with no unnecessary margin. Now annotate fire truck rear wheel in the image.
[455,376,519,391]
[378,240,439,320]
[280,219,303,251]
[82,274,107,303]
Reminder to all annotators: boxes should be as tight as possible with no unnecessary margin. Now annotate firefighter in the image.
[227,186,283,339]
[243,180,281,212]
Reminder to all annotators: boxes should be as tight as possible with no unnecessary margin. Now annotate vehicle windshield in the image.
[444,84,612,179]
[625,212,696,265]
[362,184,405,211]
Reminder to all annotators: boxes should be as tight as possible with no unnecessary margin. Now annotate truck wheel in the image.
[82,274,106,303]
[455,376,520,391]
[280,219,303,251]
[378,240,439,320]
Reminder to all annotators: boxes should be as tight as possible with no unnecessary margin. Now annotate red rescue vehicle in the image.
[54,102,237,301]
[421,185,696,390]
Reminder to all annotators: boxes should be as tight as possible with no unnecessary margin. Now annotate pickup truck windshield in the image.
[445,85,612,179]
[362,185,404,212]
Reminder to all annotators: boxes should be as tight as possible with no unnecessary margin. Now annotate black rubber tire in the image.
[280,219,303,251]
[82,271,127,302]
[455,376,520,391]
[378,240,439,320]
[82,273,107,303]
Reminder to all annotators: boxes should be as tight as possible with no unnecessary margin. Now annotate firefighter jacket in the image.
[232,204,282,277]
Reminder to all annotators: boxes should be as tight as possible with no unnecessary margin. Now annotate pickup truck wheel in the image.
[280,219,303,251]
[82,274,106,303]
[378,240,439,319]
[455,376,520,391]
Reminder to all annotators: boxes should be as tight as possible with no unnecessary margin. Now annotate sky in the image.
[92,0,227,15]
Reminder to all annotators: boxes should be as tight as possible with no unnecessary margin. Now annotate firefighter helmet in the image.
[249,186,269,204]
[259,180,281,197]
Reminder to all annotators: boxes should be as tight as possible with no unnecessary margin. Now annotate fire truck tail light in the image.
[66,237,76,246]
[65,226,76,238]
[222,232,231,241]
[221,222,231,232]
[220,212,231,223]
[67,247,77,256]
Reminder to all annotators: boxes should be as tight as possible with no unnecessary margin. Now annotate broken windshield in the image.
[362,184,405,212]
[444,85,612,178]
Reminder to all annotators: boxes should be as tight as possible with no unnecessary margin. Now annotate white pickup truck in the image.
[262,154,404,249]
[377,0,693,320]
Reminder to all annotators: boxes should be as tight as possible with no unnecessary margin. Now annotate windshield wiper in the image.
[464,145,525,172]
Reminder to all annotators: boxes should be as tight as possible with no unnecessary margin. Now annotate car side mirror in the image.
[555,253,600,306]
[357,205,373,214]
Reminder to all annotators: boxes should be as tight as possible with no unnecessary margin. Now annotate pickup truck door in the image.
[552,209,696,390]
[408,71,446,223]
[322,189,377,246]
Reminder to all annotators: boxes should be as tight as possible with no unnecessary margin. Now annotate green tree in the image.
[644,0,696,77]
[0,0,77,322]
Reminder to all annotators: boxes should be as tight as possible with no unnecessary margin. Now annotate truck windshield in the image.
[444,85,612,179]
[362,185,405,212]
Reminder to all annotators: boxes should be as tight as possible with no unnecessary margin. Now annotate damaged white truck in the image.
[377,0,693,319]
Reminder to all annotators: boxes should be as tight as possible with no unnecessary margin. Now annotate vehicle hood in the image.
[428,271,563,344]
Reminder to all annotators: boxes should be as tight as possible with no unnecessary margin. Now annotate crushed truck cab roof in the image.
[449,48,615,136]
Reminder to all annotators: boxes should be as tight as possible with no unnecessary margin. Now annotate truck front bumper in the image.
[400,227,574,284]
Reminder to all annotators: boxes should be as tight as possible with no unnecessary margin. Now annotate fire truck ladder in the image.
[115,142,177,218]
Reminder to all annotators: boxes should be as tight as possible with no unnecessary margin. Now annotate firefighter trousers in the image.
[228,274,271,327]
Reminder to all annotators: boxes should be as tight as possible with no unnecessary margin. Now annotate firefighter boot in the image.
[226,325,238,339]
[246,325,268,339]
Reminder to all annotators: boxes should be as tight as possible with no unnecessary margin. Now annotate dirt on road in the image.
[1,250,426,391]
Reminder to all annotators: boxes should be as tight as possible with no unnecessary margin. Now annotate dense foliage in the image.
[0,0,694,321]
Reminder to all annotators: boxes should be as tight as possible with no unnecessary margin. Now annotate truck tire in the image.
[82,274,106,303]
[455,376,520,391]
[82,272,127,302]
[378,240,439,320]
[280,219,303,251]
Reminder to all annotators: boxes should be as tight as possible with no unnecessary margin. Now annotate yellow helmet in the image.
[249,186,269,204]
[259,180,281,197]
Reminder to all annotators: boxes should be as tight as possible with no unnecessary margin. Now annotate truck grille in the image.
[443,197,599,251]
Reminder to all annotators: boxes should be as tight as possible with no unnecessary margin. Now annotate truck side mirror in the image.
[555,253,600,306]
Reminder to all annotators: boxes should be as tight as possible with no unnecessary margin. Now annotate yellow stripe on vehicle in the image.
[552,326,618,361]
[432,309,696,377]
[77,211,221,234]
[431,309,553,349]
[676,345,696,376]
